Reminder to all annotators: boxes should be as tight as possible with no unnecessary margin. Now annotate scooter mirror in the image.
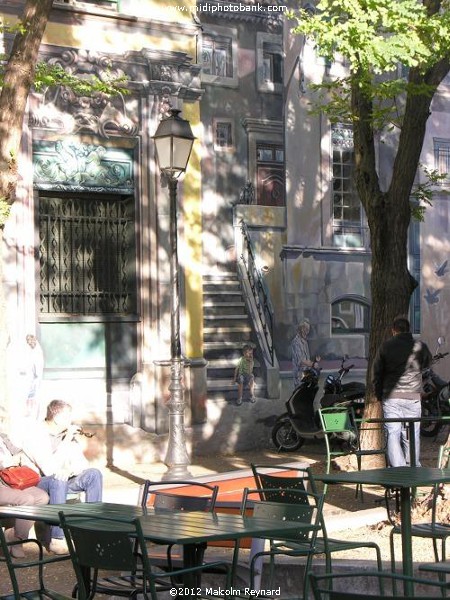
[438,336,445,346]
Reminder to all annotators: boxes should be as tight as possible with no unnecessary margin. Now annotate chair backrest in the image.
[59,511,141,600]
[309,570,448,600]
[241,487,323,543]
[318,405,359,453]
[319,405,356,435]
[141,480,219,512]
[59,512,137,571]
[250,463,311,503]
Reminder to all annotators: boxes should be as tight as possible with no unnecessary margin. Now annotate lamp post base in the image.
[163,357,192,480]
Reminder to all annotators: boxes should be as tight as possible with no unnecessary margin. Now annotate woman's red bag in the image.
[0,466,40,490]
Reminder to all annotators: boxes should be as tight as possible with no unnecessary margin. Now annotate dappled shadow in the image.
[107,465,146,485]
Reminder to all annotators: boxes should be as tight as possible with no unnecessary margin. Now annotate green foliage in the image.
[291,0,450,127]
[293,0,450,75]
[410,166,449,221]
[0,19,27,36]
[0,18,128,98]
[0,198,11,229]
[33,63,129,97]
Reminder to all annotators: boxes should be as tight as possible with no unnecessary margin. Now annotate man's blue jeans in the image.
[382,398,421,467]
[37,468,103,539]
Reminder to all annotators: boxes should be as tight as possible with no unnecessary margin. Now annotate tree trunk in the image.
[0,0,54,209]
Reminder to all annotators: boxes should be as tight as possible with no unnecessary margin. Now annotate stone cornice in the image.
[0,0,198,37]
[241,118,283,134]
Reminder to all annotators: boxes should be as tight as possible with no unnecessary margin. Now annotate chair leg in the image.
[432,538,441,562]
[356,455,364,501]
[389,530,399,597]
[389,530,397,574]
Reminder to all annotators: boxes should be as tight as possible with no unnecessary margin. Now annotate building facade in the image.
[277,15,450,373]
[1,0,205,462]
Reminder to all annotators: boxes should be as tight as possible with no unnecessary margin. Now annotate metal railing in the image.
[238,219,275,366]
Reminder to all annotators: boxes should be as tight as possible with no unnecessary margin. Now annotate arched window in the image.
[331,297,370,334]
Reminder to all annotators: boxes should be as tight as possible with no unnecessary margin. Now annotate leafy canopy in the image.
[293,0,450,74]
[291,0,450,126]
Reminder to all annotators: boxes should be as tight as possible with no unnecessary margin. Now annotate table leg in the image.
[408,421,417,467]
[183,542,206,590]
[400,487,413,596]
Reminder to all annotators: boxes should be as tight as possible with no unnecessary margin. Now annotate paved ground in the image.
[1,433,447,597]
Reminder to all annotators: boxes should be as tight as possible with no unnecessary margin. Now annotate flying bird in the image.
[434,260,448,278]
[424,288,441,305]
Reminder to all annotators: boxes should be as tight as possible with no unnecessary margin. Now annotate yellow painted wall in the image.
[182,102,203,358]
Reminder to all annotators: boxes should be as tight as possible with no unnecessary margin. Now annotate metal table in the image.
[0,502,318,590]
[363,416,450,467]
[314,467,450,595]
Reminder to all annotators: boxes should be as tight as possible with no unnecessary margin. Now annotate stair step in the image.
[204,325,252,335]
[204,341,251,350]
[203,291,243,302]
[203,273,239,281]
[203,301,245,308]
[204,314,249,322]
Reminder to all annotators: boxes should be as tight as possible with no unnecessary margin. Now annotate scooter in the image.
[420,336,449,437]
[271,358,366,452]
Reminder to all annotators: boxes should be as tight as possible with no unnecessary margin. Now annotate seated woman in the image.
[0,432,49,557]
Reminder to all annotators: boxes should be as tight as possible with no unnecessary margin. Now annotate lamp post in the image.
[153,108,195,479]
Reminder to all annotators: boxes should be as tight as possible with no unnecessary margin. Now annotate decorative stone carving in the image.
[31,48,137,137]
[33,140,134,193]
[30,46,203,137]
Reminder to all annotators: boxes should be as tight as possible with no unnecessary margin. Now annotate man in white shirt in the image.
[25,399,103,554]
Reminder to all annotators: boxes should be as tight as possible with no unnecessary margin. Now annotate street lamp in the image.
[153,108,195,479]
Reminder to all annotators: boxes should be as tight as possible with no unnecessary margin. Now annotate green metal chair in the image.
[389,444,450,570]
[0,525,71,600]
[309,570,449,599]
[250,464,383,577]
[59,511,232,600]
[239,486,324,599]
[318,406,386,499]
[140,480,219,575]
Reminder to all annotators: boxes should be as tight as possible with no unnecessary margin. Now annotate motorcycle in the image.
[420,336,449,437]
[271,357,366,452]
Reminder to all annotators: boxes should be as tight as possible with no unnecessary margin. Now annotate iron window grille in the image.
[39,193,137,316]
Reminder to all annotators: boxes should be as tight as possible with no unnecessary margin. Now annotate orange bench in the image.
[143,464,307,548]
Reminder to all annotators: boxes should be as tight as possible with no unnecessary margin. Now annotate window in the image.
[331,124,363,247]
[257,33,283,93]
[200,26,237,87]
[434,138,450,181]
[256,144,285,206]
[263,43,282,84]
[202,34,233,77]
[39,193,137,316]
[409,219,421,334]
[214,120,233,150]
[331,298,370,334]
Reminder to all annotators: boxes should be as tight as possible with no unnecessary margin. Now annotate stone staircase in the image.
[203,272,266,402]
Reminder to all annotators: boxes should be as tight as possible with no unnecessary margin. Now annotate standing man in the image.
[24,399,103,554]
[291,319,320,389]
[373,316,432,467]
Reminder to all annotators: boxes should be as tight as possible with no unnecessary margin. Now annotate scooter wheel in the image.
[271,420,305,452]
[420,402,441,437]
